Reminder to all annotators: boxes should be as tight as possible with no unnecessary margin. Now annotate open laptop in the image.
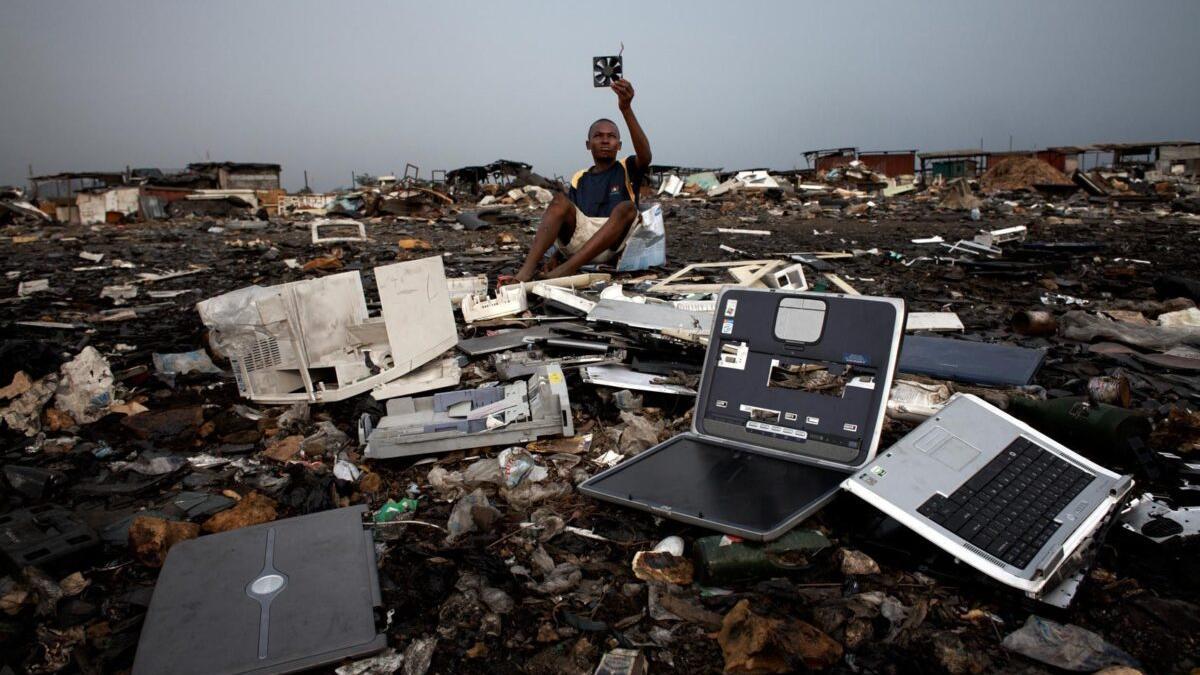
[843,393,1134,603]
[580,288,905,540]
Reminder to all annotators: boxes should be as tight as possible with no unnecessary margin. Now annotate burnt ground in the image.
[2,195,1200,674]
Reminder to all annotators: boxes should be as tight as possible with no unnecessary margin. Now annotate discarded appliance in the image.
[535,272,612,289]
[310,218,367,244]
[369,357,462,401]
[461,283,527,322]
[905,312,965,332]
[530,283,596,316]
[767,263,808,291]
[647,260,785,295]
[1119,493,1199,545]
[195,256,456,404]
[581,289,905,540]
[456,325,563,357]
[0,505,99,568]
[899,335,1045,387]
[361,365,572,459]
[844,394,1134,606]
[447,274,489,307]
[493,349,622,380]
[974,225,1028,247]
[587,298,712,335]
[132,505,386,674]
[582,363,698,396]
[657,175,684,197]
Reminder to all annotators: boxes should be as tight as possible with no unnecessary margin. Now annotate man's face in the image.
[586,121,621,161]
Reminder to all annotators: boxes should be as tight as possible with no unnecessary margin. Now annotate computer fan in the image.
[593,55,622,88]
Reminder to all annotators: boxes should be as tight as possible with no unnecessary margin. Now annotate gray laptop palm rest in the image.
[132,505,386,674]
[580,289,905,541]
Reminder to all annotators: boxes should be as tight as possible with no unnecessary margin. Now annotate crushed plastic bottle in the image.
[374,498,419,523]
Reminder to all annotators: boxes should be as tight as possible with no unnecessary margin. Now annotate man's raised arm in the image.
[613,79,651,169]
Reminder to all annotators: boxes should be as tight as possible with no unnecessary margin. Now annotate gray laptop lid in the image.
[694,288,905,471]
[579,289,905,540]
[133,505,386,675]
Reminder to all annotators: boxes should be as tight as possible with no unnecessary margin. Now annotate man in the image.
[513,79,652,281]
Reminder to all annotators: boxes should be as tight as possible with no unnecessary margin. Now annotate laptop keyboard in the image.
[917,436,1093,569]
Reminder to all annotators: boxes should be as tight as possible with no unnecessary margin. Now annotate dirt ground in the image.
[2,194,1200,674]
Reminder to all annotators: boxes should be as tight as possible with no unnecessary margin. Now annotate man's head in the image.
[586,118,621,162]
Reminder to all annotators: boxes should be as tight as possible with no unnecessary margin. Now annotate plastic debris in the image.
[1001,615,1139,672]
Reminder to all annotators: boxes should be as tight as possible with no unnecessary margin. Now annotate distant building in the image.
[186,162,282,190]
[1093,141,1200,176]
[803,148,857,172]
[857,150,917,177]
[917,150,988,181]
[28,171,130,223]
[1038,147,1085,174]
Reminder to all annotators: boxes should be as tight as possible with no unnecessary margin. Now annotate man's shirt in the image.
[568,155,644,218]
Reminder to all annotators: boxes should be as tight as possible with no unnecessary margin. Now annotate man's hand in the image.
[612,79,634,111]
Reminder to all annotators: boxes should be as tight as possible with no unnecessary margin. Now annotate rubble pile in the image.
[981,156,1074,192]
[2,159,1200,674]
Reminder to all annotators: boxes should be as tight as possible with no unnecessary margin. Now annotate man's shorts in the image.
[559,205,641,264]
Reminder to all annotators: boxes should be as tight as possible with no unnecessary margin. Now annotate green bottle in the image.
[694,529,831,584]
[1005,396,1154,474]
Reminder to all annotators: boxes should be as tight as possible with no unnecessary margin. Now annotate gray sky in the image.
[2,0,1198,191]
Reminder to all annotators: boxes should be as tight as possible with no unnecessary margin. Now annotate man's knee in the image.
[611,201,637,223]
[549,192,572,213]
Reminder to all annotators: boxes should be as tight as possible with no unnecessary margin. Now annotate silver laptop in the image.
[843,393,1134,605]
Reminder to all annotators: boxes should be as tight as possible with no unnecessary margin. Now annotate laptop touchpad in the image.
[916,427,980,470]
[933,436,980,470]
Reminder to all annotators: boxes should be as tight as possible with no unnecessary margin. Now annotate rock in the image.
[202,492,277,534]
[401,636,436,675]
[358,471,384,494]
[480,587,514,614]
[0,371,32,400]
[0,374,58,436]
[121,405,205,441]
[129,517,200,567]
[536,622,558,642]
[465,642,488,659]
[42,407,76,432]
[527,563,581,595]
[932,633,990,674]
[632,551,694,585]
[612,389,643,411]
[616,411,659,455]
[718,599,843,673]
[335,648,405,675]
[300,421,351,456]
[58,573,89,597]
[262,434,303,462]
[446,488,502,541]
[838,548,880,576]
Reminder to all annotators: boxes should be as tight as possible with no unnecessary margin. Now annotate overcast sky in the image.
[2,1,1198,191]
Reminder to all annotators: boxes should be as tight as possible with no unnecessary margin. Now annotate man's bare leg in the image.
[545,201,636,278]
[514,192,576,282]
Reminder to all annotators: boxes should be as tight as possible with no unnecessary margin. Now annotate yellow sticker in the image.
[549,372,563,384]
